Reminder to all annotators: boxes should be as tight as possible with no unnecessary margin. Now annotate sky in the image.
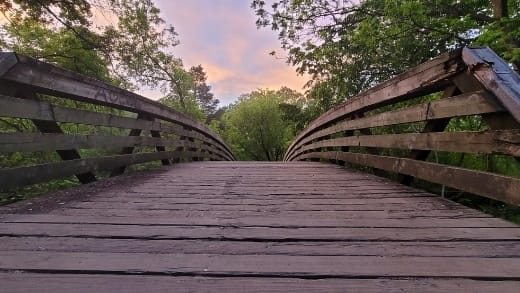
[140,0,308,105]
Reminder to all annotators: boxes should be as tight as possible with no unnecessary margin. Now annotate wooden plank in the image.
[0,53,235,159]
[68,197,445,207]
[3,237,520,257]
[463,47,520,122]
[3,223,518,241]
[294,130,520,157]
[0,95,231,155]
[1,214,515,228]
[0,133,196,153]
[295,152,520,206]
[0,151,215,191]
[285,48,464,160]
[67,199,463,211]
[46,207,488,219]
[286,91,503,160]
[1,251,520,278]
[2,274,519,293]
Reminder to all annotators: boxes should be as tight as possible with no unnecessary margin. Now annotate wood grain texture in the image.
[0,161,519,291]
[294,130,520,157]
[286,91,504,160]
[2,274,519,293]
[295,151,520,205]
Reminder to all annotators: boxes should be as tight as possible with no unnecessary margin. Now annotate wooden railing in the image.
[285,47,520,206]
[0,52,234,192]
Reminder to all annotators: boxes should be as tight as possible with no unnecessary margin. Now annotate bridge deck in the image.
[1,161,520,292]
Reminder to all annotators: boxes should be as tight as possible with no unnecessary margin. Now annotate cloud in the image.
[151,0,310,105]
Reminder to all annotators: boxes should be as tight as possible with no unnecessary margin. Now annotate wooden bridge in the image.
[1,47,520,292]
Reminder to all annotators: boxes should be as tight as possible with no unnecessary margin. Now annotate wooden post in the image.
[17,90,97,184]
[150,126,170,166]
[399,86,460,185]
[110,113,148,177]
[337,130,354,166]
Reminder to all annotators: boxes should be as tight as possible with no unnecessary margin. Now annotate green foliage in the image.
[0,18,113,82]
[160,94,206,123]
[219,89,302,161]
[253,0,519,115]
[475,1,520,69]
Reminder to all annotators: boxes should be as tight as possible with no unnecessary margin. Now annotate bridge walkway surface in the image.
[1,161,519,292]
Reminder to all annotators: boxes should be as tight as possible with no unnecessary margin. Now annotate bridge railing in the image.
[0,52,235,192]
[285,47,520,206]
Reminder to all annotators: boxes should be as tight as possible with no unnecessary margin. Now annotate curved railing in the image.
[285,47,520,206]
[0,52,234,192]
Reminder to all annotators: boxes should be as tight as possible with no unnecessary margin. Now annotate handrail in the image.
[285,47,520,206]
[0,52,234,192]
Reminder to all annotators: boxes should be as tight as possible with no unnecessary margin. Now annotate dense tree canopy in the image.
[216,88,306,161]
[252,0,520,114]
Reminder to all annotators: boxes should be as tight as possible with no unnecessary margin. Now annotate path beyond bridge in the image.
[1,161,520,292]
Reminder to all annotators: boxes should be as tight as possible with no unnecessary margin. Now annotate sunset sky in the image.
[145,0,309,105]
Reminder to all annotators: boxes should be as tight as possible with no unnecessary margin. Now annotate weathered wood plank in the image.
[287,91,503,160]
[2,274,519,293]
[1,214,515,228]
[0,151,216,191]
[1,222,517,240]
[3,237,520,257]
[2,251,520,278]
[0,132,202,153]
[295,130,520,157]
[295,152,520,206]
[46,208,489,219]
[463,47,520,122]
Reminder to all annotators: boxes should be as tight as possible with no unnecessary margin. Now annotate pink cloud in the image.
[152,0,310,105]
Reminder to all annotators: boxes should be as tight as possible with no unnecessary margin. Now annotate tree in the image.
[220,89,295,161]
[477,0,520,70]
[190,65,219,116]
[0,18,112,82]
[252,0,519,113]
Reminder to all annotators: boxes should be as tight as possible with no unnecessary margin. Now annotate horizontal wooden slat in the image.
[1,251,520,278]
[0,95,232,159]
[286,49,464,160]
[2,273,519,293]
[292,130,520,158]
[0,133,229,160]
[4,237,520,257]
[0,53,234,159]
[0,133,189,152]
[2,213,514,228]
[286,91,504,159]
[295,151,520,206]
[0,151,218,191]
